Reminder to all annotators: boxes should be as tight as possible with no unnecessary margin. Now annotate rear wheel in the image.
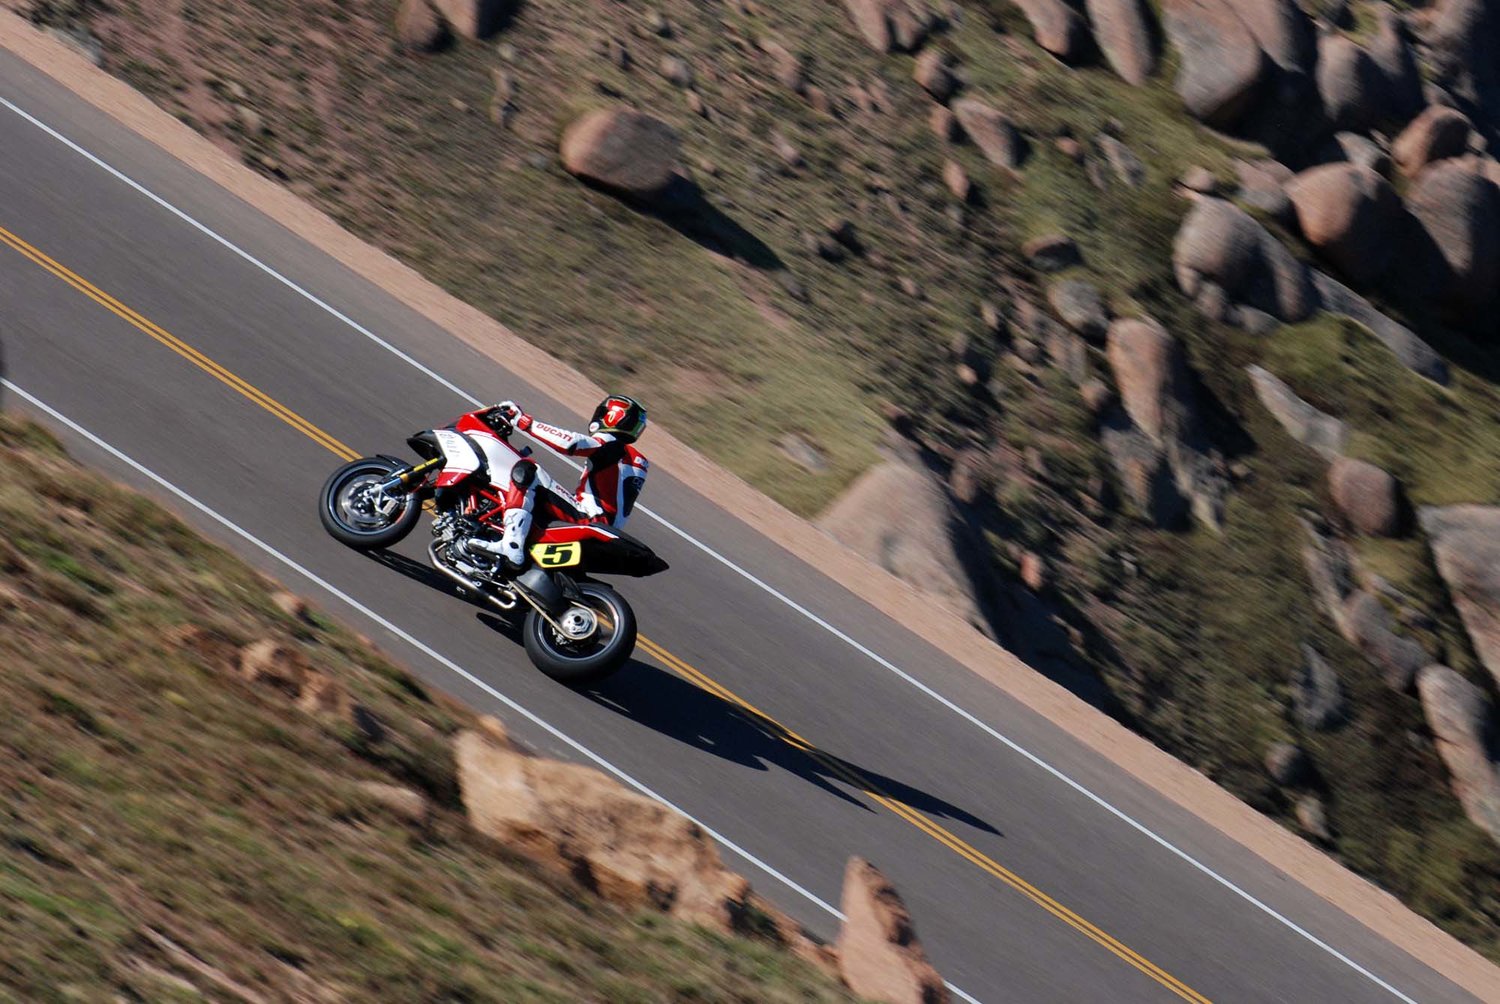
[523,582,637,686]
[319,457,422,550]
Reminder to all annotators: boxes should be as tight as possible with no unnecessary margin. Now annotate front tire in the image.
[523,582,637,686]
[319,457,422,550]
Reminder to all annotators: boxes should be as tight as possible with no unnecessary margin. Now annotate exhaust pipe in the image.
[427,542,517,611]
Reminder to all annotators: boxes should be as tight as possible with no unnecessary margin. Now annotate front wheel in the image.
[523,582,637,686]
[319,457,422,550]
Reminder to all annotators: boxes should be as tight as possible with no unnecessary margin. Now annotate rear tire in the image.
[319,457,422,550]
[523,582,637,686]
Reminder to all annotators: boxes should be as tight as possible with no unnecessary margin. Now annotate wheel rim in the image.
[537,590,624,663]
[331,469,406,533]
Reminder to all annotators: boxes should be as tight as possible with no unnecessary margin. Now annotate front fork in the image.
[369,456,442,514]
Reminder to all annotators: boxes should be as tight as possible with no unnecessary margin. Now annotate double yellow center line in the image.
[0,221,1211,1003]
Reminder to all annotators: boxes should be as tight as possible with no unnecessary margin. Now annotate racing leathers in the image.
[507,412,649,530]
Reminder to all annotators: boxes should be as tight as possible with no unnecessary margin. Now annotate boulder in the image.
[355,780,432,826]
[1425,0,1500,138]
[1392,106,1473,176]
[395,0,448,51]
[837,858,949,1004]
[560,109,682,201]
[1236,0,1316,73]
[942,159,971,202]
[1084,0,1158,85]
[1316,34,1383,131]
[841,0,935,53]
[1173,198,1315,323]
[1342,590,1430,691]
[237,640,351,717]
[1013,0,1094,61]
[1106,318,1186,441]
[914,49,958,102]
[819,455,994,634]
[1417,665,1500,846]
[456,729,780,932]
[1234,158,1295,224]
[1327,456,1402,537]
[430,0,510,39]
[1293,644,1346,731]
[1296,794,1333,841]
[930,104,960,141]
[1300,517,1360,637]
[1180,165,1220,194]
[952,99,1025,169]
[1368,7,1425,122]
[658,55,694,89]
[1264,741,1309,785]
[1245,365,1348,458]
[1420,506,1500,690]
[1309,272,1449,384]
[759,39,806,94]
[1097,134,1146,187]
[1047,279,1108,339]
[1332,132,1392,178]
[1162,0,1269,127]
[1285,163,1400,286]
[1406,161,1500,323]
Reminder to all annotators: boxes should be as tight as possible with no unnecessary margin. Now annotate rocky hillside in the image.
[0,413,912,1001]
[14,0,1500,960]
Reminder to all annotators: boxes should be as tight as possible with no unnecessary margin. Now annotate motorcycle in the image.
[316,406,667,685]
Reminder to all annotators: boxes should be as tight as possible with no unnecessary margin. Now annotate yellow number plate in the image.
[530,541,582,569]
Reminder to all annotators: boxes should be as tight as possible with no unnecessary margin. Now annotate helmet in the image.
[510,458,539,489]
[589,394,648,441]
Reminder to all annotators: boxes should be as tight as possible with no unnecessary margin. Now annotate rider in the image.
[493,394,650,530]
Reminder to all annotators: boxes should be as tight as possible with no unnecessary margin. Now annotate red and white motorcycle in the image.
[317,406,666,684]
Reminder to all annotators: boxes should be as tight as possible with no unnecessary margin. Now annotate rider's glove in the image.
[495,400,532,430]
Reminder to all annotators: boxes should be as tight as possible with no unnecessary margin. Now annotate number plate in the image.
[530,541,582,568]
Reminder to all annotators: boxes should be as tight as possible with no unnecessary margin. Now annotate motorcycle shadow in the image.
[585,658,1002,839]
[362,547,521,631]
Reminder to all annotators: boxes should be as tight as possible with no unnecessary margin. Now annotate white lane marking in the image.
[6,379,997,1004]
[0,96,1423,1004]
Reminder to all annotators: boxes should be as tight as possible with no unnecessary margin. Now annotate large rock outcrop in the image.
[819,454,993,634]
[1420,506,1500,690]
[455,725,805,938]
[837,858,949,1004]
[560,108,683,202]
[1162,0,1268,127]
[1285,163,1401,287]
[1084,0,1158,85]
[1417,666,1500,846]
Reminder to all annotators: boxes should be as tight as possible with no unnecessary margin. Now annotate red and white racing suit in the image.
[517,418,649,530]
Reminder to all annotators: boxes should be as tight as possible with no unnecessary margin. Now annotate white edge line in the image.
[0,94,1421,1004]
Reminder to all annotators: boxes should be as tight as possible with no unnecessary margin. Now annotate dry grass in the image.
[0,414,855,1002]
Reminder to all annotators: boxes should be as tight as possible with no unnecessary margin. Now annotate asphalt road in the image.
[0,47,1486,1003]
